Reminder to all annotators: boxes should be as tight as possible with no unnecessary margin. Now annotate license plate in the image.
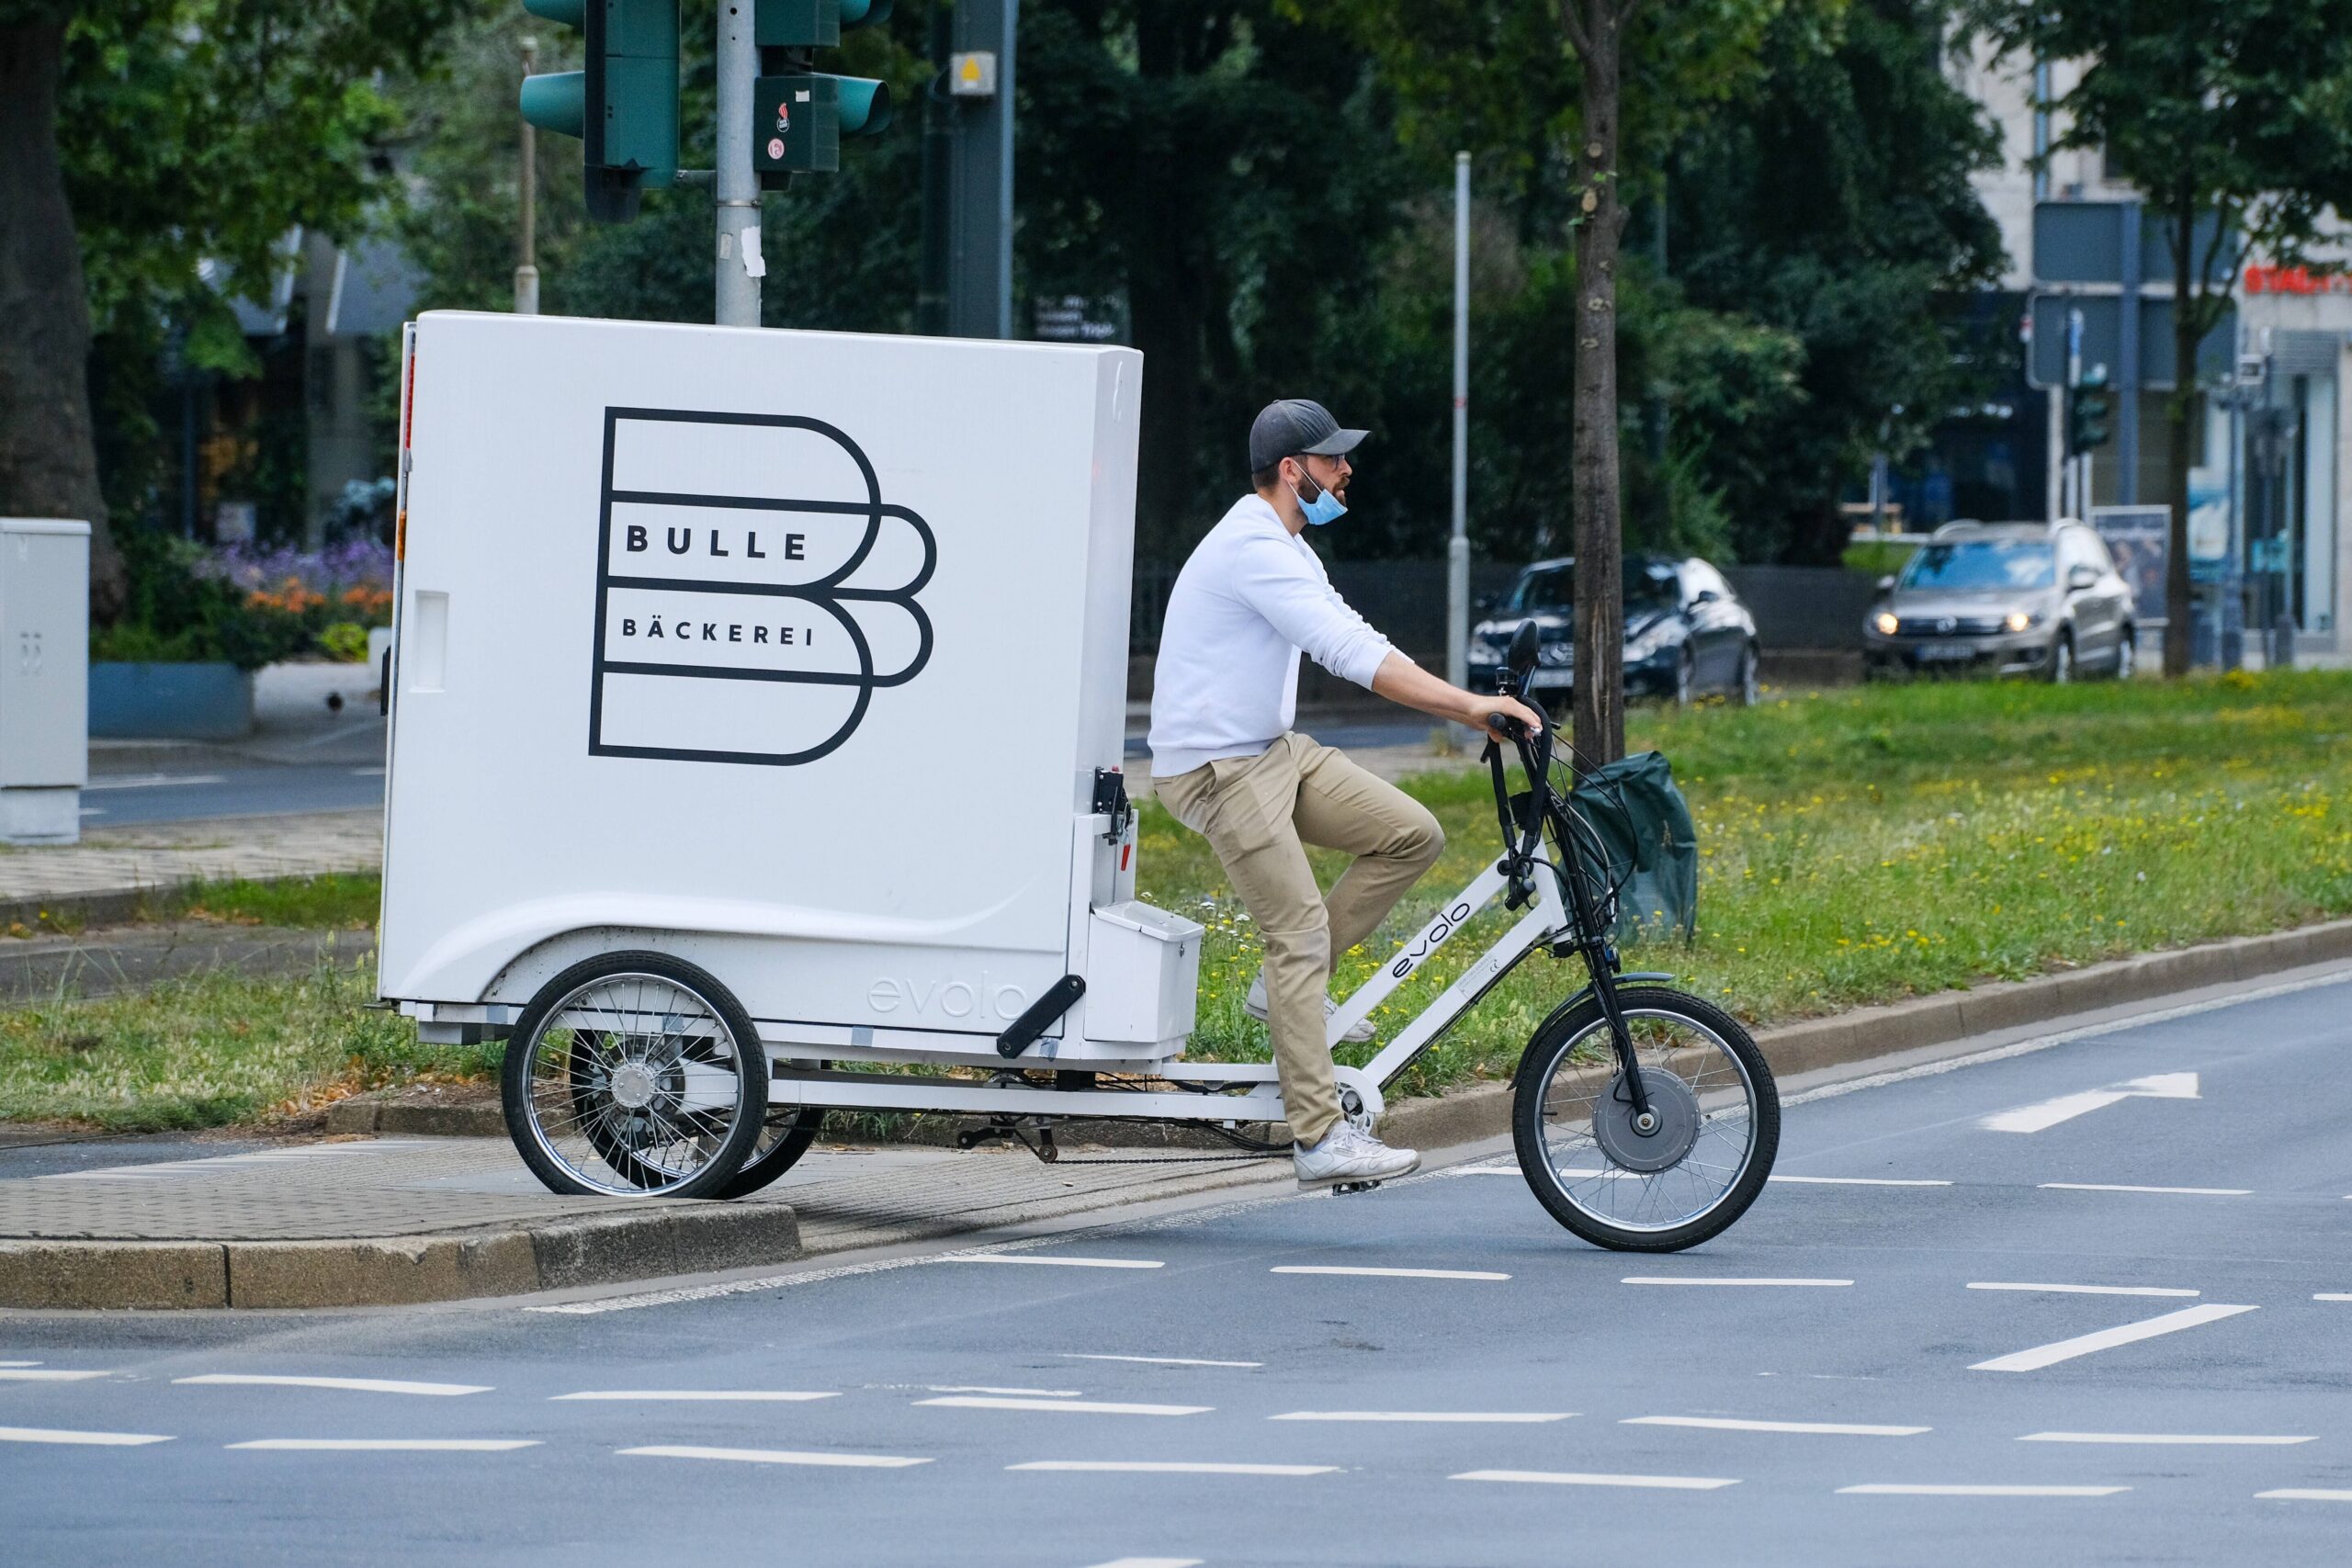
[1915,644,1977,662]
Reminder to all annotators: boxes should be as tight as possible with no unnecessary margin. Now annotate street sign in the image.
[2033,201,2231,288]
[948,51,998,97]
[2026,294,2235,390]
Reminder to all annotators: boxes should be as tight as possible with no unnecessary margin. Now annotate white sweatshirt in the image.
[1146,493,1400,778]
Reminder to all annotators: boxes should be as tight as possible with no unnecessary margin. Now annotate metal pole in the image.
[515,36,540,315]
[714,0,761,328]
[946,0,1015,338]
[2045,385,2064,521]
[1447,152,1471,721]
[2116,199,2141,504]
[915,0,952,336]
[2065,306,2084,517]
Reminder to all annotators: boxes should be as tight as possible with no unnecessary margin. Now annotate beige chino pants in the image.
[1155,733,1444,1146]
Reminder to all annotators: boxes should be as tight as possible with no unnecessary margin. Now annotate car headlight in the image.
[2004,609,2041,633]
[1624,622,1675,660]
[1537,641,1574,667]
[1871,611,1898,637]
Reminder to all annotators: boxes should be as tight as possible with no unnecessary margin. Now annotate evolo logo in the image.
[589,408,934,766]
[1391,900,1476,980]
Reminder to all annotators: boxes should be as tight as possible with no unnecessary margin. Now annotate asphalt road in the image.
[4,973,2348,1566]
[79,764,385,826]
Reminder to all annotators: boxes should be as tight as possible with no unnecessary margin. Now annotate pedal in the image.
[1323,1178,1385,1196]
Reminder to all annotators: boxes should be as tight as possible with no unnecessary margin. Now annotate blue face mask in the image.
[1292,467,1349,527]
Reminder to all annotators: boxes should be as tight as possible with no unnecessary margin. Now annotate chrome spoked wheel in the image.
[1511,987,1778,1251]
[501,953,766,1199]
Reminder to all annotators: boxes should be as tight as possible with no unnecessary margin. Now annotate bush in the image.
[96,529,395,671]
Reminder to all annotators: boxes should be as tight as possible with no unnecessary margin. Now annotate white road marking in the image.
[622,1445,931,1469]
[1968,1282,2199,1298]
[2259,1489,2352,1503]
[1012,1461,1331,1476]
[1065,1355,1262,1369]
[174,1373,488,1396]
[230,1438,537,1452]
[83,773,226,791]
[2315,1293,2352,1303]
[1453,1469,1738,1491]
[1785,968,2352,1111]
[2019,1432,2314,1446]
[350,766,386,777]
[1839,1483,2127,1497]
[2039,1182,2250,1196]
[0,1359,40,1367]
[949,1255,1165,1270]
[1272,1411,1572,1424]
[1770,1176,1953,1187]
[552,1390,839,1403]
[1080,1559,1204,1568]
[1271,1266,1509,1280]
[1624,1416,1928,1437]
[0,1369,112,1382]
[527,1236,1080,1314]
[919,1396,1208,1416]
[927,1386,1083,1398]
[1982,1072,2199,1134]
[0,1426,172,1447]
[1971,1303,2260,1372]
[1623,1277,1853,1288]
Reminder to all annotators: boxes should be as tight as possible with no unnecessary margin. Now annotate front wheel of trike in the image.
[501,951,768,1200]
[1511,986,1778,1252]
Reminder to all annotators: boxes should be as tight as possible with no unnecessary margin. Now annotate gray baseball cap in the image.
[1250,399,1368,473]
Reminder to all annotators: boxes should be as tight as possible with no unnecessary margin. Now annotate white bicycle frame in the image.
[762,854,1574,1131]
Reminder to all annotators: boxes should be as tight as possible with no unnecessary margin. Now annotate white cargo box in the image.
[378,311,1200,1061]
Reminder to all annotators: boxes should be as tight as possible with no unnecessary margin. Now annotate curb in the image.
[0,1201,799,1311]
[1375,914,2352,1151]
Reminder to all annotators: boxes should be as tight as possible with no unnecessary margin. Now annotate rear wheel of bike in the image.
[1511,985,1777,1252]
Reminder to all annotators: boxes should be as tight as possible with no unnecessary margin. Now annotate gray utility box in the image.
[0,520,89,844]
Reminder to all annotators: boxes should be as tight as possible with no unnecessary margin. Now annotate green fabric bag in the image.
[1566,750,1698,942]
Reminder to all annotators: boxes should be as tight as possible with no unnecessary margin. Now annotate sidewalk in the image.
[0,810,381,928]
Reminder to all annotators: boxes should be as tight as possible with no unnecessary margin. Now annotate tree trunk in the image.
[1568,0,1626,765]
[2163,209,2197,677]
[0,17,123,617]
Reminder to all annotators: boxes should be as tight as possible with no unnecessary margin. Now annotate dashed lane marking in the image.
[2019,1432,2314,1446]
[2038,1183,2250,1196]
[622,1445,932,1469]
[1770,1176,1952,1187]
[553,1390,839,1402]
[1271,1411,1572,1424]
[1839,1483,2128,1497]
[2259,1489,2352,1503]
[948,1256,1165,1269]
[1270,1266,1509,1281]
[1453,1469,1739,1491]
[229,1438,537,1452]
[927,1386,1083,1398]
[1623,1416,1928,1437]
[1970,1303,2260,1373]
[1623,1277,1853,1288]
[0,1370,113,1382]
[0,1426,171,1447]
[1079,1559,1204,1568]
[2316,1293,2352,1303]
[1968,1282,2199,1298]
[1066,1355,1263,1369]
[174,1374,488,1396]
[919,1396,1208,1416]
[1012,1461,1332,1477]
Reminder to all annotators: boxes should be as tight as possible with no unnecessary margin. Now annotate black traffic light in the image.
[752,0,895,178]
[2068,365,2112,456]
[519,0,679,222]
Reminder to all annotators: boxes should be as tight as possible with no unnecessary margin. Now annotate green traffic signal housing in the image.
[520,0,679,222]
[752,0,894,177]
[2068,365,2113,455]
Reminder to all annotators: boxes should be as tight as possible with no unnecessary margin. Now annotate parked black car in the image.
[1862,519,2136,682]
[1469,555,1761,705]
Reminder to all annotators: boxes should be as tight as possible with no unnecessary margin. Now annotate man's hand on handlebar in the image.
[1475,694,1546,745]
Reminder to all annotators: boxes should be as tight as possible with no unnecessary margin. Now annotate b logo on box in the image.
[589,408,934,766]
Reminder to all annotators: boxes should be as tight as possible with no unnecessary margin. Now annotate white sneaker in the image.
[1293,1123,1420,1190]
[1246,972,1375,1043]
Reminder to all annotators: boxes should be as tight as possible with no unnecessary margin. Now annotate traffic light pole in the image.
[715,0,762,328]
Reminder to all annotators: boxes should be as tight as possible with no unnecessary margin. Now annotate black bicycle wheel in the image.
[501,951,767,1200]
[1510,985,1777,1251]
[716,1098,826,1198]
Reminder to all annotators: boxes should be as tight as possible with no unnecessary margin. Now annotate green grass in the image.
[166,873,381,930]
[1151,668,2352,1101]
[0,957,498,1130]
[8,669,2350,1130]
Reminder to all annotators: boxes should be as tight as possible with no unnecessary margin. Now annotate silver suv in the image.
[1863,520,2136,682]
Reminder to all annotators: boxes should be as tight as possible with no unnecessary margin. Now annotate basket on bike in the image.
[1550,750,1698,942]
